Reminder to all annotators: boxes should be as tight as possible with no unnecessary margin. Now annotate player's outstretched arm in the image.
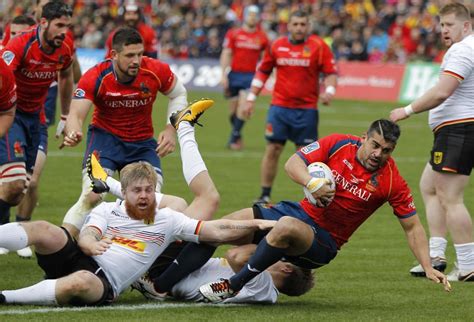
[198,219,276,244]
[61,98,92,148]
[399,215,451,292]
[56,64,74,138]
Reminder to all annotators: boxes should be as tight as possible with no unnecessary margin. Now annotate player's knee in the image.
[66,271,96,295]
[2,180,26,205]
[272,217,301,239]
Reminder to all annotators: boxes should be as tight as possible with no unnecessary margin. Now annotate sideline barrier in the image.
[76,48,439,103]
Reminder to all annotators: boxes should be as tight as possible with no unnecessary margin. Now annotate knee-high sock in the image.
[229,238,285,292]
[0,199,12,224]
[153,243,216,293]
[230,117,245,143]
[2,279,57,305]
[177,122,207,185]
[0,222,28,250]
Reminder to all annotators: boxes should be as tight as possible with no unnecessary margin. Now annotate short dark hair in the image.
[289,9,309,21]
[367,119,401,144]
[278,267,315,296]
[12,15,36,26]
[41,1,72,21]
[112,27,143,52]
[439,2,470,21]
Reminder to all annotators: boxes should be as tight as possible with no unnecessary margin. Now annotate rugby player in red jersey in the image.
[244,10,338,204]
[220,5,268,150]
[145,119,450,302]
[105,0,158,59]
[61,27,191,238]
[0,2,74,234]
[0,58,17,138]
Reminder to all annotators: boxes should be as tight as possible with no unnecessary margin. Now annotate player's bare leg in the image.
[409,164,448,276]
[16,150,47,258]
[257,142,284,203]
[228,90,248,151]
[434,169,474,281]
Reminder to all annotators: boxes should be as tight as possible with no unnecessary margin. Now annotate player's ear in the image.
[281,263,294,274]
[360,132,368,142]
[40,17,48,28]
[110,49,118,60]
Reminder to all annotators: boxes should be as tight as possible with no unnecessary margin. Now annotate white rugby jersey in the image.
[82,200,201,297]
[171,258,278,304]
[429,34,474,131]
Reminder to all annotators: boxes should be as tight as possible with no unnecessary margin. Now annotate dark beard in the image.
[125,198,157,222]
[43,24,65,49]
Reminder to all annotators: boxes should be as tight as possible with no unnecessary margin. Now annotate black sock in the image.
[0,199,11,224]
[230,118,245,143]
[229,113,237,126]
[16,215,30,222]
[261,187,272,198]
[154,243,216,293]
[229,238,285,291]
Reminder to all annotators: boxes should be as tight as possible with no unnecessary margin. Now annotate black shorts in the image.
[147,241,188,279]
[35,227,114,306]
[430,122,474,175]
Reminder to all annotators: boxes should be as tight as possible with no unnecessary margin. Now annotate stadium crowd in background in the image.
[1,0,473,62]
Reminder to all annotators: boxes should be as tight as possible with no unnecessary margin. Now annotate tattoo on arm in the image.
[80,226,102,241]
[218,224,254,230]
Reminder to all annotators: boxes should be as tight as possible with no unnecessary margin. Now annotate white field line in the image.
[0,302,244,315]
[47,150,427,163]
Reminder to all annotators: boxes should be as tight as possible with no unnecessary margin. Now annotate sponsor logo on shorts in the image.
[74,88,86,98]
[301,142,320,154]
[14,141,24,157]
[2,51,15,66]
[265,123,273,137]
[433,152,443,165]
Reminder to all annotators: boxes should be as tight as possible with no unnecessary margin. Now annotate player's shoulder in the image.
[85,59,113,77]
[140,57,171,73]
[5,27,37,49]
[449,35,474,57]
[137,22,155,35]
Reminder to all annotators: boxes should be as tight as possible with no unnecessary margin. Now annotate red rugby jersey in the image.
[105,23,158,58]
[0,57,17,112]
[74,57,174,141]
[1,26,74,114]
[256,35,336,109]
[223,27,268,73]
[295,134,416,248]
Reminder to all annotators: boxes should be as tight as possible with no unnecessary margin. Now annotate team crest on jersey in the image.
[433,152,443,165]
[302,46,311,57]
[140,82,151,98]
[2,51,15,66]
[365,173,379,192]
[14,141,24,157]
[74,88,86,98]
[300,142,320,155]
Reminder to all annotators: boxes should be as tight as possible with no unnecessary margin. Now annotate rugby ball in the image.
[303,162,335,207]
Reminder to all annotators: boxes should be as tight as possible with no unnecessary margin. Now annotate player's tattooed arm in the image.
[198,219,276,244]
[78,226,112,256]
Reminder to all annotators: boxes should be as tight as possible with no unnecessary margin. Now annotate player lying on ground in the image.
[0,161,275,306]
[131,243,314,304]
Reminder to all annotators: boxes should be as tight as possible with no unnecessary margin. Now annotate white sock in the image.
[0,223,28,251]
[106,176,124,198]
[454,242,474,273]
[177,122,207,185]
[429,237,447,259]
[63,171,103,229]
[3,279,57,305]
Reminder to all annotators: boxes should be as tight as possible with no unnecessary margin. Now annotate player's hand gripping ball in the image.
[303,162,336,207]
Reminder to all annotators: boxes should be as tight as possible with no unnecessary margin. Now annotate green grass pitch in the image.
[0,91,472,321]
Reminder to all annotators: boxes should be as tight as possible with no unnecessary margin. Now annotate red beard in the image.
[125,198,157,223]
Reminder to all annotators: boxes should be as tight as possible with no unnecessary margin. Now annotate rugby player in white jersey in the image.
[0,101,276,306]
[390,2,474,282]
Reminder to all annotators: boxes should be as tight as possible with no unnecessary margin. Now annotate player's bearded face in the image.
[114,44,144,78]
[288,16,309,42]
[358,132,395,172]
[124,179,157,222]
[42,16,71,49]
[440,13,469,47]
[124,10,140,27]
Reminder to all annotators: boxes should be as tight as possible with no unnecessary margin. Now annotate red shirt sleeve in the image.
[150,60,175,94]
[105,31,114,59]
[1,34,27,72]
[256,41,276,75]
[319,38,337,74]
[223,29,234,50]
[295,135,340,165]
[74,67,98,101]
[387,162,417,219]
[0,58,16,111]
